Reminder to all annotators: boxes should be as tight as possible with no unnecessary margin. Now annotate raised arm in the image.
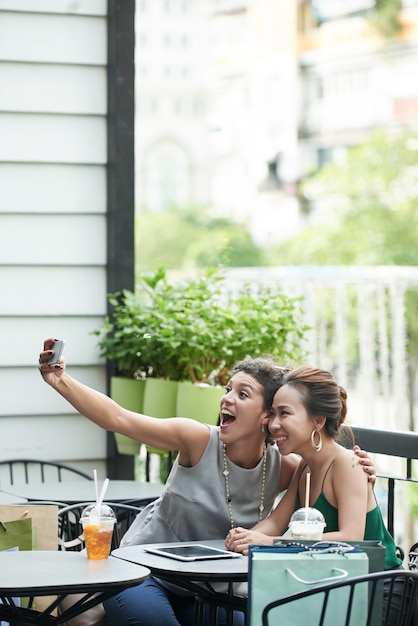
[39,338,209,466]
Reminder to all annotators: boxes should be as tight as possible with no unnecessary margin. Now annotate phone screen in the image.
[47,339,65,364]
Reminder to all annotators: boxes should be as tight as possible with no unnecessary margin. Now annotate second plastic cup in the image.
[288,507,326,540]
[80,503,116,560]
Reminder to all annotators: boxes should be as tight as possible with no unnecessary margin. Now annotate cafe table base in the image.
[193,584,247,626]
[112,541,248,626]
[0,594,107,626]
[0,551,150,626]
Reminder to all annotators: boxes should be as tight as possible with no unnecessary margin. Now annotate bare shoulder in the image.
[332,445,365,477]
[177,420,212,466]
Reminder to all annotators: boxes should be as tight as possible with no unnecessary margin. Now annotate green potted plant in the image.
[92,288,150,455]
[93,268,227,427]
[92,266,309,454]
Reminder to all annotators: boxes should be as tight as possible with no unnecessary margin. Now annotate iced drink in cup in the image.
[81,503,116,559]
[288,507,326,540]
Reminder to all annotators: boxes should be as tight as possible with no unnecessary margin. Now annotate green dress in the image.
[296,461,402,570]
[296,491,402,570]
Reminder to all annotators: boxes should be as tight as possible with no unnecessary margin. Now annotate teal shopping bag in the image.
[248,544,369,626]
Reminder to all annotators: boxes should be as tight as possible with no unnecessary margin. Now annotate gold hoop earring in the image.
[311,429,322,452]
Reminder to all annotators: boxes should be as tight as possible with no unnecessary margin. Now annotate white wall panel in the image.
[0,0,106,15]
[0,316,104,367]
[0,12,106,64]
[0,63,106,114]
[0,1,109,471]
[0,267,107,315]
[0,114,106,163]
[0,215,106,265]
[0,164,106,214]
[0,365,106,416]
[0,416,107,462]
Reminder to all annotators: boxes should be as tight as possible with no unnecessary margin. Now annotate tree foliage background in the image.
[270,130,418,432]
[135,208,264,275]
[270,131,418,267]
[136,130,418,430]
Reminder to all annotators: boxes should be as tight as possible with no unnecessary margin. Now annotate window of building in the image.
[310,0,374,23]
[141,141,192,211]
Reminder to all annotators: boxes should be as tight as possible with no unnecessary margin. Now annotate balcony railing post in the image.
[388,478,395,537]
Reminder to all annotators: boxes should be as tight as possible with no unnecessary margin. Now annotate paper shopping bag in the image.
[345,540,385,573]
[0,504,59,550]
[272,538,385,621]
[248,544,369,626]
[0,517,34,551]
[0,505,59,613]
[0,547,21,626]
[0,521,34,620]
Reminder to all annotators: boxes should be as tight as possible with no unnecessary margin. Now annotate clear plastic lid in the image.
[289,507,326,525]
[80,503,116,523]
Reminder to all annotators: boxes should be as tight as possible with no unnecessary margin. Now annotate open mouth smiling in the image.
[274,435,287,448]
[220,409,235,426]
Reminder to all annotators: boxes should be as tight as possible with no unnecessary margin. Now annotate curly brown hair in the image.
[231,357,290,411]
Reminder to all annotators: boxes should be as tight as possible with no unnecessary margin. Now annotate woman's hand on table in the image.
[225,527,274,556]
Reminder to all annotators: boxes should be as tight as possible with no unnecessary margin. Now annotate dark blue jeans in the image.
[104,577,245,626]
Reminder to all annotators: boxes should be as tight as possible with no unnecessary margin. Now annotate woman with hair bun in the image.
[38,340,377,626]
[226,366,415,625]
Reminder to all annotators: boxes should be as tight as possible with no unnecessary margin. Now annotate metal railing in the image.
[350,425,418,545]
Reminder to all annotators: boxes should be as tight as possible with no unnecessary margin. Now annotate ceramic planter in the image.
[176,381,222,425]
[142,378,179,418]
[110,377,146,455]
[142,378,180,481]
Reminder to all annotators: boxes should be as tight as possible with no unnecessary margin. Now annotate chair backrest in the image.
[58,501,143,552]
[0,459,92,485]
[261,569,418,626]
[410,542,418,572]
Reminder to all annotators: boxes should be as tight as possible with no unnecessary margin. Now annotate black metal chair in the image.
[260,569,418,626]
[0,459,92,484]
[410,543,418,572]
[58,501,143,551]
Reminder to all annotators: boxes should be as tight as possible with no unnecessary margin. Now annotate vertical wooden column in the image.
[106,0,136,479]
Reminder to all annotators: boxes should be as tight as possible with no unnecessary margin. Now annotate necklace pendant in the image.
[259,503,264,513]
[222,469,229,477]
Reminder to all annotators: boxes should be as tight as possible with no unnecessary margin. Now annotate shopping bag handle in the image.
[286,567,348,585]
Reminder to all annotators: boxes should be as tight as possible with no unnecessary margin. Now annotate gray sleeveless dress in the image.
[121,425,282,547]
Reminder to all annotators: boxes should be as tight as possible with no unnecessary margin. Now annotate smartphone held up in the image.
[46,339,65,365]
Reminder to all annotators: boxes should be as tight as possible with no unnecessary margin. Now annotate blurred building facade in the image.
[135,0,211,212]
[135,0,418,244]
[298,0,418,222]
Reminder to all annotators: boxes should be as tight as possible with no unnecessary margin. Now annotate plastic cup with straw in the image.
[80,472,116,559]
[288,472,326,540]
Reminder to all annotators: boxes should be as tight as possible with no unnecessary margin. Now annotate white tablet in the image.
[143,543,241,562]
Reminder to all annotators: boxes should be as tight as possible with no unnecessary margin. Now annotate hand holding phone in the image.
[46,339,65,365]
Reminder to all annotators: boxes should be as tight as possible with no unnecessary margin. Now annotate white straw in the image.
[93,468,99,504]
[305,472,311,521]
[97,477,109,511]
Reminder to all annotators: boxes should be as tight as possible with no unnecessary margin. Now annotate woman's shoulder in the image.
[332,444,365,476]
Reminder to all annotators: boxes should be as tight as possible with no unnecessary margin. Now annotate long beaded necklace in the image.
[222,442,267,529]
